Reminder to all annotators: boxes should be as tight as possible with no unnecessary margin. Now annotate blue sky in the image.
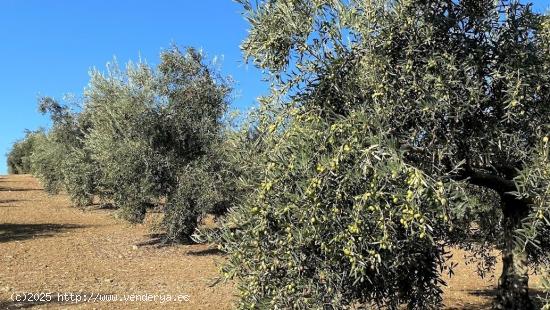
[0,0,270,174]
[0,0,549,174]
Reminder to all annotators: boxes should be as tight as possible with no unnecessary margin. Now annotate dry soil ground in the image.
[0,174,545,309]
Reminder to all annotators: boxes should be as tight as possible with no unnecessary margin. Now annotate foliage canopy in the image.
[13,46,238,243]
[211,0,550,309]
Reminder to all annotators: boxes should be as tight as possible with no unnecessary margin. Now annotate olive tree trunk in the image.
[494,195,533,310]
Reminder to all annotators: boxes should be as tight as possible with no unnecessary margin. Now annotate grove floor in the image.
[0,175,544,309]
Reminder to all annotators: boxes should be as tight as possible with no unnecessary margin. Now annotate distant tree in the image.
[84,46,235,241]
[213,0,550,309]
[83,59,160,221]
[155,47,235,241]
[7,130,45,174]
[19,45,236,242]
[31,97,100,206]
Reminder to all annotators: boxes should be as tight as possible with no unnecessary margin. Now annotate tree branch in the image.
[460,167,517,195]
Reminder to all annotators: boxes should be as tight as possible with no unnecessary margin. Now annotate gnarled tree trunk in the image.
[494,195,533,310]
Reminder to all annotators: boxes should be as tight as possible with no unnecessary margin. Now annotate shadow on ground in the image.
[444,302,491,310]
[86,203,117,210]
[187,247,224,256]
[447,287,547,310]
[0,186,40,192]
[0,199,26,205]
[0,223,85,243]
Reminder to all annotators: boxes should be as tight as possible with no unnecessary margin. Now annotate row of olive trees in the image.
[6,130,45,175]
[8,46,246,243]
[8,1,549,308]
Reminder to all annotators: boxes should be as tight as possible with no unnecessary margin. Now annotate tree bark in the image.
[494,195,534,310]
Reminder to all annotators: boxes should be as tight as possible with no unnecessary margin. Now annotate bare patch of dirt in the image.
[442,248,544,309]
[0,175,544,309]
[0,175,234,309]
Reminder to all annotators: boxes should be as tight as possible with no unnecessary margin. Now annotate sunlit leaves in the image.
[220,0,550,308]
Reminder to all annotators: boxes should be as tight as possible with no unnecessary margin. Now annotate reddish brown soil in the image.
[0,175,544,309]
[0,175,233,309]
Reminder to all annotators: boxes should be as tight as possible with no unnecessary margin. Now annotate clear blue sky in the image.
[0,1,549,175]
[0,0,270,175]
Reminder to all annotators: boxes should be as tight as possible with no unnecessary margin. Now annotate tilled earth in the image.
[0,175,544,309]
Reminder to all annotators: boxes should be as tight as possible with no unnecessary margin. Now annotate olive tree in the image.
[156,47,235,242]
[84,59,160,221]
[7,130,44,175]
[213,0,550,309]
[30,97,99,207]
[85,47,234,240]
